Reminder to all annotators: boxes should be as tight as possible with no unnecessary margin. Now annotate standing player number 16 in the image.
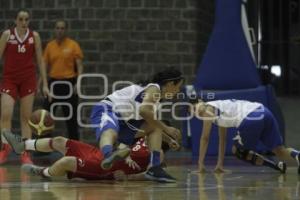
[18,44,26,53]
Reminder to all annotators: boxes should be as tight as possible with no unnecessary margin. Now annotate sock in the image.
[261,157,281,171]
[150,151,160,167]
[1,134,8,144]
[290,149,300,162]
[101,145,113,158]
[42,168,52,177]
[25,140,36,151]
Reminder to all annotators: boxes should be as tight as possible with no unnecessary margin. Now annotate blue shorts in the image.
[90,103,144,145]
[236,106,283,150]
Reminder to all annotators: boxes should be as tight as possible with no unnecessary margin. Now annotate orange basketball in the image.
[28,109,54,136]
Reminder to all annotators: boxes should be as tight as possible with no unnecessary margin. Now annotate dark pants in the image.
[43,77,79,140]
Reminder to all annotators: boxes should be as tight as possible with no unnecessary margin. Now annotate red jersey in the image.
[3,28,36,78]
[65,138,150,180]
[111,138,150,174]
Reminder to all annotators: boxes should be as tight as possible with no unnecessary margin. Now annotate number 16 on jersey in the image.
[18,44,26,53]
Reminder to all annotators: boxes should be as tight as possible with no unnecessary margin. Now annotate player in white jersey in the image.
[90,67,184,183]
[189,99,300,174]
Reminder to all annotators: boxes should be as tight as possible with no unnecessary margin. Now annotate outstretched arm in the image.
[198,120,213,173]
[214,126,227,173]
[140,86,180,140]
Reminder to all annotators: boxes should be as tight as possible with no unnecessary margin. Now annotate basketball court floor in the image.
[0,153,299,200]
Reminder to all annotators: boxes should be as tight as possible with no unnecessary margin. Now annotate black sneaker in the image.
[277,161,287,174]
[145,165,176,183]
[101,147,130,170]
[2,130,24,154]
[22,164,45,177]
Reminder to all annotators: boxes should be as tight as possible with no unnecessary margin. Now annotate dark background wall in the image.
[0,0,215,138]
[0,0,215,84]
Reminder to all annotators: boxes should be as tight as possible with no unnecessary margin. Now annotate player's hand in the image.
[169,138,180,151]
[42,86,52,102]
[214,167,225,173]
[214,165,231,174]
[125,156,141,170]
[163,126,181,141]
[113,170,128,181]
[198,164,207,173]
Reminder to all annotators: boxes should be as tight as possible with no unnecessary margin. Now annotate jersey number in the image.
[18,45,26,53]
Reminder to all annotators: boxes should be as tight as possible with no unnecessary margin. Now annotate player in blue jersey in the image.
[90,67,184,183]
[189,99,300,174]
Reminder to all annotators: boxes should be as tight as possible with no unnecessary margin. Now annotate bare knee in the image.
[272,146,285,157]
[52,136,68,151]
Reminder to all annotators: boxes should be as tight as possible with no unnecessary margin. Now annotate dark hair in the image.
[55,19,68,28]
[152,67,183,86]
[189,98,199,105]
[15,8,31,19]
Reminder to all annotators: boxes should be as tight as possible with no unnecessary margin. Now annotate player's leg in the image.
[62,93,79,140]
[260,107,300,173]
[141,123,176,183]
[19,93,35,164]
[100,129,130,169]
[19,93,34,140]
[22,156,77,178]
[272,146,300,174]
[0,93,15,132]
[232,145,286,173]
[91,104,130,169]
[3,131,68,155]
[0,93,15,164]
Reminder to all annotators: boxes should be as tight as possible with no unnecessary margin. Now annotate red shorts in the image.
[65,140,114,180]
[0,74,37,100]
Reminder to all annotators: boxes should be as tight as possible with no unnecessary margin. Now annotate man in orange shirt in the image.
[43,20,83,140]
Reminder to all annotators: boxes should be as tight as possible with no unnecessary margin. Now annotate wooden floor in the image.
[0,154,299,200]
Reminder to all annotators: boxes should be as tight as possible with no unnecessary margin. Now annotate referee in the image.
[43,20,83,140]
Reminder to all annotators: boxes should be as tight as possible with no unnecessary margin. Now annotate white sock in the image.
[25,140,36,151]
[1,134,8,144]
[43,168,52,177]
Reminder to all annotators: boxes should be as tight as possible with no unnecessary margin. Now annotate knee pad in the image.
[234,147,258,165]
[234,147,249,160]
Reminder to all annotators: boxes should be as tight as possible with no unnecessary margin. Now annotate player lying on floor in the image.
[189,99,300,174]
[3,131,179,180]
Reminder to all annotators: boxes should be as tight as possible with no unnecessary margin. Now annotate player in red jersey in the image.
[0,9,49,164]
[3,131,178,181]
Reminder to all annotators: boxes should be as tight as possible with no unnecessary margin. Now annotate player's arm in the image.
[197,105,216,173]
[139,86,180,139]
[0,30,10,60]
[215,126,227,173]
[198,120,213,173]
[75,58,83,76]
[33,31,50,99]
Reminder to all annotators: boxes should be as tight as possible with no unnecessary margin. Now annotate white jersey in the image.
[102,83,160,121]
[206,100,262,127]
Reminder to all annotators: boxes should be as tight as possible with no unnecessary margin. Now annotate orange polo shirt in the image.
[43,37,83,79]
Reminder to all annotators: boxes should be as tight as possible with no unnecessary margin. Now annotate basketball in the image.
[28,109,55,136]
